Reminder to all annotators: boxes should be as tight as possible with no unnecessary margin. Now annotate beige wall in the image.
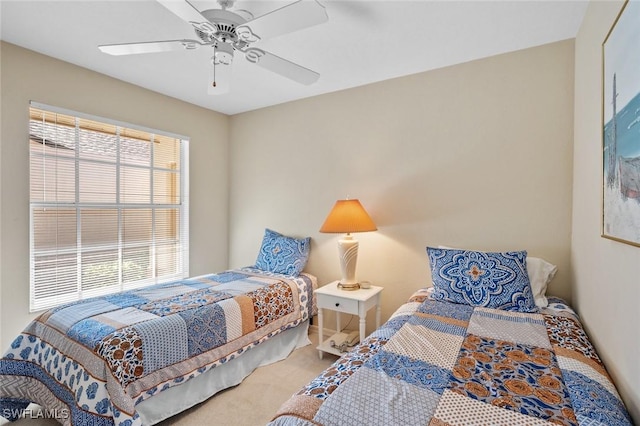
[229,40,575,334]
[0,42,3,350]
[573,1,640,421]
[0,42,230,351]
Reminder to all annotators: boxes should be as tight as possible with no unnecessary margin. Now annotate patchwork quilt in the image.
[270,290,632,426]
[0,268,316,426]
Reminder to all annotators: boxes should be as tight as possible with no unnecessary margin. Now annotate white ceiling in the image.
[0,0,588,116]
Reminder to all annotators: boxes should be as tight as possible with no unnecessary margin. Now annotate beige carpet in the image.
[2,330,337,426]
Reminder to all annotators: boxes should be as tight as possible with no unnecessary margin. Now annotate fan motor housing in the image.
[200,9,247,43]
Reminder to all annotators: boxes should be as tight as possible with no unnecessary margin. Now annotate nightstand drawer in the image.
[317,294,358,314]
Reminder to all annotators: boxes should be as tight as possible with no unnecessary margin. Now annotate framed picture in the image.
[602,0,640,247]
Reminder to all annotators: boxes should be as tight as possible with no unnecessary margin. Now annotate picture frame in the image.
[602,0,640,247]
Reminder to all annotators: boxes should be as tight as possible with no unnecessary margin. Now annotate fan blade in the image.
[156,0,208,24]
[208,62,232,95]
[244,48,319,85]
[238,0,327,41]
[99,40,202,55]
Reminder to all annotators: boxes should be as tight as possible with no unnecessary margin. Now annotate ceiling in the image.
[0,0,588,116]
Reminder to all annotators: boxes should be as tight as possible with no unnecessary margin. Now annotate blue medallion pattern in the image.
[255,228,311,276]
[427,247,537,312]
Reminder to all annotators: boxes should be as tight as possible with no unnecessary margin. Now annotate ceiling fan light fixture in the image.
[212,42,234,65]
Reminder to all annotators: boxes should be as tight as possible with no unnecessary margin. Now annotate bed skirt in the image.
[138,320,310,424]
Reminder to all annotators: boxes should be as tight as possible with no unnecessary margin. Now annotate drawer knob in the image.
[335,302,340,307]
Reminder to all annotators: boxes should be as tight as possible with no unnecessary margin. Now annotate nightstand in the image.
[314,281,383,359]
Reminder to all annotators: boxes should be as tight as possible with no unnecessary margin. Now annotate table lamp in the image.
[319,199,377,290]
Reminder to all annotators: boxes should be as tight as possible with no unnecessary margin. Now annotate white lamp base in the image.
[337,282,359,291]
[337,234,360,290]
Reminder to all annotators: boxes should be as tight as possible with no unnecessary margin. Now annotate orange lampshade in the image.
[319,199,377,234]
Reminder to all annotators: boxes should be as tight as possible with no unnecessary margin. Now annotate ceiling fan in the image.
[98,0,328,94]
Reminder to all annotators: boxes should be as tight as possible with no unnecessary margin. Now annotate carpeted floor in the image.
[159,330,337,425]
[2,330,338,426]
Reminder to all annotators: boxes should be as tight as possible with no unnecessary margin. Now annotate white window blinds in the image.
[29,103,189,312]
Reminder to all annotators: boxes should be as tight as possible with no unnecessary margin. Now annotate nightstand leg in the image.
[317,308,324,360]
[376,303,381,328]
[359,314,366,345]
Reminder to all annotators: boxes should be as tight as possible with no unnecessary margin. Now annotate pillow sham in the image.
[255,228,311,276]
[438,246,557,308]
[526,256,557,308]
[427,247,537,312]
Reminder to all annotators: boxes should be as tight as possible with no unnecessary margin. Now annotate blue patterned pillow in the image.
[426,247,537,312]
[255,229,311,276]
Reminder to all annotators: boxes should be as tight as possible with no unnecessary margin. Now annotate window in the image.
[29,103,189,311]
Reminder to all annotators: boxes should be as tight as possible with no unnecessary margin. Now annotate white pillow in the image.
[436,246,557,308]
[526,256,557,308]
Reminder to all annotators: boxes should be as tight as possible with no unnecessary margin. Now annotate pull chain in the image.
[212,45,217,88]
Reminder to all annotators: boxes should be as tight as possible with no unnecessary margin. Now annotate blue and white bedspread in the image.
[0,268,316,426]
[270,290,632,426]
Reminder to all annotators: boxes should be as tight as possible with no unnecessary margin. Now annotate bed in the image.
[0,229,315,426]
[270,247,633,426]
